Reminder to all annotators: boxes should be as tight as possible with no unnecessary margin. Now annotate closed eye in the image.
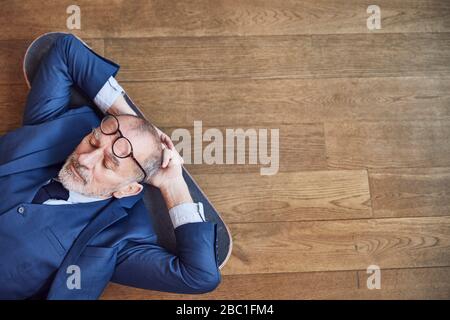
[88,129,100,147]
[87,128,120,170]
[89,138,97,147]
[103,159,113,170]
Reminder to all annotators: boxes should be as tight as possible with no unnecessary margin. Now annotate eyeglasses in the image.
[100,113,147,183]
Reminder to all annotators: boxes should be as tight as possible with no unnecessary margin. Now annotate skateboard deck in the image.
[23,32,232,269]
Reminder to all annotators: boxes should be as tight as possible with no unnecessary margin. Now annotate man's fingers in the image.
[165,136,175,149]
[161,148,172,168]
[160,134,175,150]
[155,126,175,149]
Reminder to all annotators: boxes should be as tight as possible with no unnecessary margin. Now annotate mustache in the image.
[69,156,89,184]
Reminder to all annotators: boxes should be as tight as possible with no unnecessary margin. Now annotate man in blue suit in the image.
[0,34,220,299]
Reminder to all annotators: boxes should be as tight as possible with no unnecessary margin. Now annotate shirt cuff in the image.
[93,76,124,113]
[168,202,206,229]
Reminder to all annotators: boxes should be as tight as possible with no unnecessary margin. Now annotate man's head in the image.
[58,114,163,199]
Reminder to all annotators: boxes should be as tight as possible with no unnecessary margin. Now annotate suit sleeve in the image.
[111,222,221,294]
[23,34,119,126]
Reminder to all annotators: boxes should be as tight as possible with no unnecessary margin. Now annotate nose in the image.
[77,147,104,169]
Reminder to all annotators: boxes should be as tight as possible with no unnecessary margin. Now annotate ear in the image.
[112,182,143,199]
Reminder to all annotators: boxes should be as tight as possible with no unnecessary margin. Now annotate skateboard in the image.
[23,32,232,270]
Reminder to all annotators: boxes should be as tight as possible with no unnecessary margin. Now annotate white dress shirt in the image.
[44,78,206,229]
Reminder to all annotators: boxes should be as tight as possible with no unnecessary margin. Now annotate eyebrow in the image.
[91,128,121,167]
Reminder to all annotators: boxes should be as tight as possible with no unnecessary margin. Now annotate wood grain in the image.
[222,216,450,275]
[0,40,29,85]
[325,120,450,169]
[0,84,27,134]
[101,266,450,300]
[105,34,450,82]
[369,168,450,218]
[122,77,450,127]
[2,0,450,40]
[192,171,371,223]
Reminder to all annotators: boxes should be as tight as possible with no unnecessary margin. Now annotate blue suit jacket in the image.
[0,34,220,300]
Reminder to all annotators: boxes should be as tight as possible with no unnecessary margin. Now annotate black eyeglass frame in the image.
[100,113,147,183]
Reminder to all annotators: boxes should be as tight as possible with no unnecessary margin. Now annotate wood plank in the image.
[2,0,450,40]
[101,267,450,300]
[106,34,450,82]
[0,39,104,84]
[0,40,29,86]
[325,120,450,169]
[222,216,450,275]
[5,76,450,135]
[123,77,450,127]
[191,171,371,223]
[0,84,28,135]
[369,168,450,218]
[159,124,327,173]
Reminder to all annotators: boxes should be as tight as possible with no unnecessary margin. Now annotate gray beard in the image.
[58,155,112,199]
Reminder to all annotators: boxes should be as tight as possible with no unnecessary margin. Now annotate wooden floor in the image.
[1,1,450,299]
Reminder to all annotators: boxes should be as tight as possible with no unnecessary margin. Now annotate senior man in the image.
[0,34,220,299]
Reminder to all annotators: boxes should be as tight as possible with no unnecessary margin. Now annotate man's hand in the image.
[148,133,184,189]
[148,129,193,209]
